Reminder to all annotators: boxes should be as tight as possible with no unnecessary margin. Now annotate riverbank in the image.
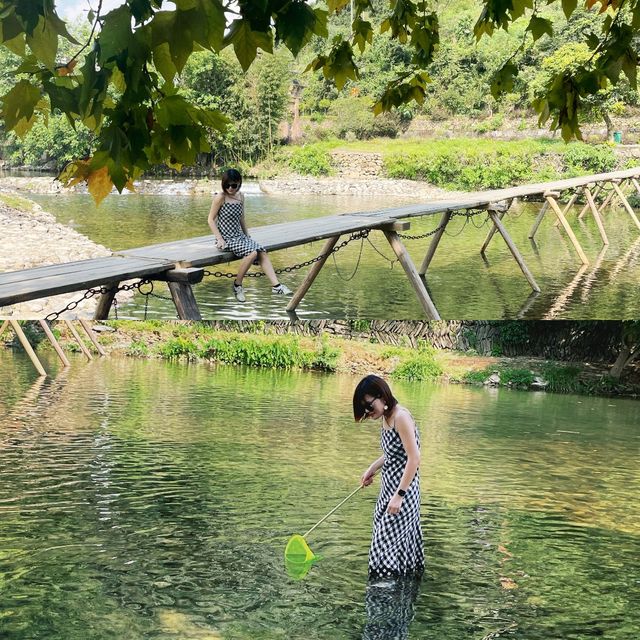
[0,192,133,318]
[9,320,635,398]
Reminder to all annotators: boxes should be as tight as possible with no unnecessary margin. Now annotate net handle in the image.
[302,469,379,539]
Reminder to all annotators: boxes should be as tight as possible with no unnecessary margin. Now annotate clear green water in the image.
[1,350,639,639]
[30,185,640,320]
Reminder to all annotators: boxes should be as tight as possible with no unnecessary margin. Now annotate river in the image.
[29,183,640,320]
[1,349,639,639]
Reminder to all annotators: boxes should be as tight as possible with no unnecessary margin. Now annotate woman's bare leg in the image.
[257,251,279,286]
[235,251,258,285]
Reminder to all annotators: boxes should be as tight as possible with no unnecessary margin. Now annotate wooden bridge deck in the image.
[1,167,639,318]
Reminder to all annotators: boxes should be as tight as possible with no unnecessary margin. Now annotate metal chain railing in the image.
[45,279,153,322]
[397,208,489,240]
[203,230,370,279]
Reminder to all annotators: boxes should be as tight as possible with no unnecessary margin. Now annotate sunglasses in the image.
[363,398,379,414]
[226,183,240,190]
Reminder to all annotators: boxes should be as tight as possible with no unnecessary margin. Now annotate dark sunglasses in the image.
[226,183,240,190]
[363,397,379,414]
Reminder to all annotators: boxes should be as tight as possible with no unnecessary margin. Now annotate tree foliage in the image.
[1,0,639,202]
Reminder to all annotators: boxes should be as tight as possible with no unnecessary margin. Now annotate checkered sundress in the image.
[369,412,424,578]
[217,198,265,258]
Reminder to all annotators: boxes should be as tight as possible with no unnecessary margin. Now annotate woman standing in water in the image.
[208,168,292,302]
[353,375,424,578]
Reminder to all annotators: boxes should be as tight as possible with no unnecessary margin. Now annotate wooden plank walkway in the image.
[1,167,639,319]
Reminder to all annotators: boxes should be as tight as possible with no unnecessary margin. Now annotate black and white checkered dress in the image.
[218,198,265,258]
[369,413,424,578]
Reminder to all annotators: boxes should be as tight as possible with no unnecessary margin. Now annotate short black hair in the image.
[221,168,242,193]
[353,374,398,422]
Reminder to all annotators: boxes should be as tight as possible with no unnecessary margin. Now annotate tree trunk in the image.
[603,110,614,142]
[610,344,639,378]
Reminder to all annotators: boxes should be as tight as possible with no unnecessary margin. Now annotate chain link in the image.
[203,230,370,279]
[44,279,152,322]
[397,208,488,240]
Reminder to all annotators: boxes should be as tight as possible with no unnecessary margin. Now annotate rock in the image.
[485,373,501,386]
[530,376,549,390]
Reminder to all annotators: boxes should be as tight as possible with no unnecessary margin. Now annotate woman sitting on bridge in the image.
[208,168,292,303]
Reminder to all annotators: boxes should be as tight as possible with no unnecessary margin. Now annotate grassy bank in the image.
[261,137,625,190]
[6,321,636,398]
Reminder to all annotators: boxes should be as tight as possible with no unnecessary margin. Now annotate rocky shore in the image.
[0,192,132,319]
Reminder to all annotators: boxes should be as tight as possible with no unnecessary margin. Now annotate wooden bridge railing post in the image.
[38,320,71,367]
[94,285,119,320]
[583,186,609,246]
[485,205,541,293]
[381,222,441,320]
[10,320,47,376]
[480,199,512,254]
[419,211,451,276]
[528,201,549,239]
[611,179,640,231]
[544,190,590,265]
[286,235,341,313]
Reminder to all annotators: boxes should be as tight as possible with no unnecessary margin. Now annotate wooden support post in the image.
[528,201,549,239]
[167,282,202,320]
[583,186,609,246]
[545,191,589,265]
[94,285,118,320]
[552,192,580,228]
[486,210,541,292]
[419,211,452,276]
[612,180,640,230]
[79,319,106,356]
[631,177,640,197]
[9,320,47,376]
[65,320,93,360]
[577,184,602,220]
[480,200,511,254]
[0,320,9,340]
[38,320,71,367]
[382,224,441,320]
[286,235,340,312]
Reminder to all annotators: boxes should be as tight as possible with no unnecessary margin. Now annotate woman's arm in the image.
[239,194,250,235]
[207,193,226,247]
[386,409,420,514]
[361,454,385,487]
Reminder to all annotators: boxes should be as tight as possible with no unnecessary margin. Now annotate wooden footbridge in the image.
[1,167,639,320]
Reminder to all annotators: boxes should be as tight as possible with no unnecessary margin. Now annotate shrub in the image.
[288,146,332,176]
[392,354,442,381]
[562,143,617,175]
[328,96,402,140]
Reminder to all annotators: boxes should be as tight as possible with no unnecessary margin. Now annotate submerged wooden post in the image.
[0,320,9,340]
[486,208,541,292]
[419,211,452,276]
[94,284,119,320]
[9,320,47,376]
[583,186,609,245]
[287,235,341,312]
[65,320,93,360]
[528,201,549,239]
[480,199,512,254]
[381,223,441,320]
[38,320,71,367]
[79,319,106,356]
[611,179,640,231]
[545,190,589,265]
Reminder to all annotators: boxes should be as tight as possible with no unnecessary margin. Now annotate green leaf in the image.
[152,42,177,82]
[561,0,578,19]
[527,16,553,41]
[0,79,41,134]
[223,19,273,71]
[98,6,133,63]
[352,17,373,53]
[275,3,326,56]
[25,15,58,67]
[490,63,518,98]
